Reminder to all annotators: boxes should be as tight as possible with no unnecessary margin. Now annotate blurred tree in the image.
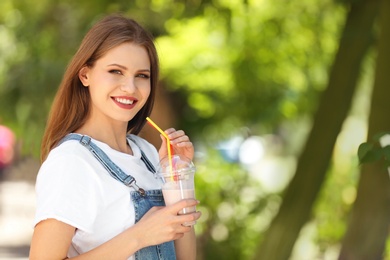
[0,0,343,156]
[339,0,390,258]
[156,0,345,145]
[0,0,95,154]
[0,0,226,155]
[253,0,380,258]
[1,0,383,259]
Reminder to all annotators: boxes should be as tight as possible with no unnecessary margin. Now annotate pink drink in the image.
[162,182,196,226]
[157,155,197,226]
[162,188,196,214]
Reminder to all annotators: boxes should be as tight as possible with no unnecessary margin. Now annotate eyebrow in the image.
[107,64,128,70]
[107,63,150,72]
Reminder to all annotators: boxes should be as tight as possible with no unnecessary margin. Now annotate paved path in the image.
[0,158,39,260]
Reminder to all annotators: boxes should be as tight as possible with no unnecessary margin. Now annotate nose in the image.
[120,78,137,93]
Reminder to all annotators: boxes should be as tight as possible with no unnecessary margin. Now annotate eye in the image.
[109,69,122,75]
[137,73,150,79]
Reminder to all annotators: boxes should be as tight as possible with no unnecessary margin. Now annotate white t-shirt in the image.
[34,134,162,259]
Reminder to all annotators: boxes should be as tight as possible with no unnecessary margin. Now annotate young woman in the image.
[30,14,201,260]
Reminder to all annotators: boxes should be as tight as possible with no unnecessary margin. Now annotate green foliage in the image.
[357,132,390,168]
[0,0,89,154]
[0,0,346,155]
[156,0,346,140]
[194,148,280,259]
[0,0,367,258]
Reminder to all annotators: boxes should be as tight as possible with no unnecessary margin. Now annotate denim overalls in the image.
[59,133,176,260]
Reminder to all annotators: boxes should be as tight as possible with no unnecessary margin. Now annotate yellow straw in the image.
[146,117,173,179]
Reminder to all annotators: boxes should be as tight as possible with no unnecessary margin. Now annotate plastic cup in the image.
[157,154,197,226]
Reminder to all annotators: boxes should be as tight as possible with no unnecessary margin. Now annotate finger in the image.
[176,223,193,233]
[164,128,176,135]
[170,135,190,144]
[173,140,193,148]
[178,211,202,223]
[168,130,185,140]
[160,134,167,145]
[166,199,199,214]
[158,135,167,155]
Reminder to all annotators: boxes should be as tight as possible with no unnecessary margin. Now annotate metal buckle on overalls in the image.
[79,135,91,146]
[132,181,146,197]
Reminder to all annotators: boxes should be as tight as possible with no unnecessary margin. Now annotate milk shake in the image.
[157,154,197,226]
[162,189,196,213]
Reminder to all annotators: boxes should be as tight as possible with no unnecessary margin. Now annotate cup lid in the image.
[157,154,195,176]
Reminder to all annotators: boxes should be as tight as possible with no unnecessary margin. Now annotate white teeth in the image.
[115,98,134,105]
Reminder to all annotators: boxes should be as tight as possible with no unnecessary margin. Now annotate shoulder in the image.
[44,140,93,166]
[38,140,101,183]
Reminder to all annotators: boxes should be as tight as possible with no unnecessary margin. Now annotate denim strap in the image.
[127,137,156,173]
[58,133,150,196]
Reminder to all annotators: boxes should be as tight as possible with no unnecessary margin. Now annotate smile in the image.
[114,97,134,105]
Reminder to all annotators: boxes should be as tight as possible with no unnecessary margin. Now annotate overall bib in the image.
[59,133,176,260]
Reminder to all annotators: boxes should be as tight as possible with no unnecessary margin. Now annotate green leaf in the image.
[357,142,373,162]
[357,142,382,164]
[381,145,390,162]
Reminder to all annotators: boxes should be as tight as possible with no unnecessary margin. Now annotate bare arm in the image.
[174,227,197,260]
[30,199,201,260]
[30,219,76,260]
[30,218,143,260]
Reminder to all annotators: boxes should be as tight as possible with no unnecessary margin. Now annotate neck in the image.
[75,121,131,154]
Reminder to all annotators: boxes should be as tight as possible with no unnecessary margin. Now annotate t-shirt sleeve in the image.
[34,152,101,233]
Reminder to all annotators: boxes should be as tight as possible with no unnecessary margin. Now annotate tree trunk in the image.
[339,0,390,258]
[253,0,379,259]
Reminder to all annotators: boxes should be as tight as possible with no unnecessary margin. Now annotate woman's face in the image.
[79,42,151,127]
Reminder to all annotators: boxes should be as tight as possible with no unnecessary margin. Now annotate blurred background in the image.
[0,0,389,259]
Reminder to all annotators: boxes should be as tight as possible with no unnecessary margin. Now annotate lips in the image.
[112,97,137,109]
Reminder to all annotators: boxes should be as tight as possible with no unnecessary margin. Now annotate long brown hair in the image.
[41,14,159,162]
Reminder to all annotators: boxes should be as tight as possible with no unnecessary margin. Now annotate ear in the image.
[78,66,90,87]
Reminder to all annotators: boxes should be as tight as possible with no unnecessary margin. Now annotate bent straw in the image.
[146,117,173,179]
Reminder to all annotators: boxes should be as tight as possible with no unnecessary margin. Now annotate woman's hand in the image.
[158,128,194,161]
[134,199,201,248]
